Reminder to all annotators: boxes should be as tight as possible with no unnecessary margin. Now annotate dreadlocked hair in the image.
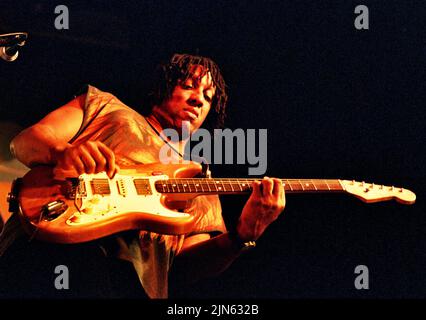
[147,53,228,129]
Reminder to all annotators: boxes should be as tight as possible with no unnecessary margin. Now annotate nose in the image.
[187,95,203,108]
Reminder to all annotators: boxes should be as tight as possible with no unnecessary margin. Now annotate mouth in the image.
[183,109,199,121]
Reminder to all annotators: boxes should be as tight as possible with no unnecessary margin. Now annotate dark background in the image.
[1,0,424,298]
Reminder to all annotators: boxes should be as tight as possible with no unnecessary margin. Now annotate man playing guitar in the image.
[0,53,285,298]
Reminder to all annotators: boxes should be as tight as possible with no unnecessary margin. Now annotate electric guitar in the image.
[8,162,416,244]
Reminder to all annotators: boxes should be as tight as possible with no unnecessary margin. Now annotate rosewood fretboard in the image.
[153,178,344,194]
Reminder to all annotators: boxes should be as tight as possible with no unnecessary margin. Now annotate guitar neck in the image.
[154,178,344,194]
[85,174,415,204]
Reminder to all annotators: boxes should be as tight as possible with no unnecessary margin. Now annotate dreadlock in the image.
[147,53,228,129]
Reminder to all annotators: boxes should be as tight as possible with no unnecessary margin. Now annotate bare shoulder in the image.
[10,94,88,147]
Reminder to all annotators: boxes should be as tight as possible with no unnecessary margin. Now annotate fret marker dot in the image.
[306,183,309,186]
[218,187,222,190]
[196,184,199,187]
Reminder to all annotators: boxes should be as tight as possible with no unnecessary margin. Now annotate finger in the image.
[272,178,283,197]
[111,164,120,179]
[59,148,75,170]
[251,180,262,198]
[97,142,116,178]
[85,142,108,174]
[60,155,73,170]
[69,149,85,175]
[261,177,273,196]
[79,145,97,174]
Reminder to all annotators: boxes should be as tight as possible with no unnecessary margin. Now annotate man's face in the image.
[153,65,216,135]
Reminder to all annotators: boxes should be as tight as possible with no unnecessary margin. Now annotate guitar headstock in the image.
[340,180,416,205]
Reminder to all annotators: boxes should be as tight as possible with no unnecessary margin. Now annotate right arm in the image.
[11,94,118,177]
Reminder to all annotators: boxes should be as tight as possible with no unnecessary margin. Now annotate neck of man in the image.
[146,113,189,156]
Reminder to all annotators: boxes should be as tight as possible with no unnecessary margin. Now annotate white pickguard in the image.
[66,173,190,226]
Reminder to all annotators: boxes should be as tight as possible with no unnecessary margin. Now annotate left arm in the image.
[171,177,285,285]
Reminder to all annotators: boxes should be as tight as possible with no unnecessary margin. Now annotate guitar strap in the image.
[145,117,211,178]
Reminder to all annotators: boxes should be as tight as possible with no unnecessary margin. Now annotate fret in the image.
[219,180,226,191]
[155,179,170,194]
[193,180,201,192]
[157,182,164,193]
[187,180,192,192]
[240,179,250,192]
[230,182,240,191]
[187,179,194,192]
[229,179,235,192]
[327,180,342,191]
[299,180,316,191]
[231,181,244,192]
[209,180,217,192]
[324,180,331,191]
[222,179,233,192]
[311,179,317,191]
[237,179,243,192]
[182,180,188,193]
[194,179,199,192]
[200,180,209,193]
[221,179,227,192]
[290,180,300,191]
[325,179,334,190]
[175,180,181,193]
[187,179,192,193]
[313,180,329,191]
[171,180,177,193]
[217,180,224,192]
[235,180,243,191]
[285,180,293,191]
